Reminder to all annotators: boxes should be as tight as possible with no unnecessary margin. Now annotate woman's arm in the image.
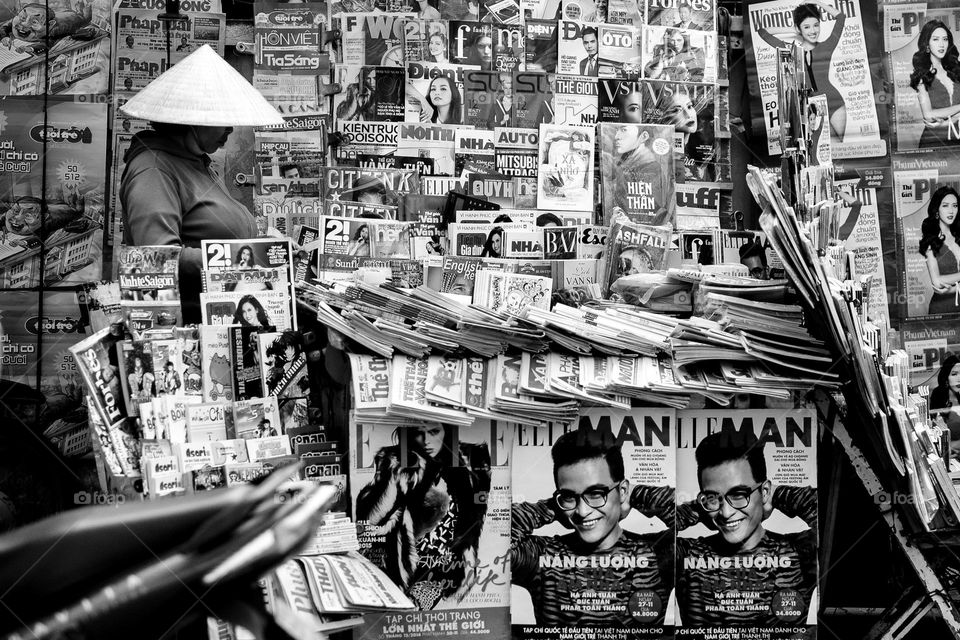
[927,247,960,289]
[916,83,960,123]
[755,26,790,50]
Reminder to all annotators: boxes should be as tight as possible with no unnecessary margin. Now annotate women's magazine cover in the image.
[641,25,717,84]
[599,122,676,226]
[892,165,960,319]
[641,80,718,183]
[405,60,481,125]
[510,411,676,640]
[744,0,884,158]
[537,123,596,211]
[675,409,818,640]
[884,2,960,153]
[349,417,512,640]
[336,12,414,65]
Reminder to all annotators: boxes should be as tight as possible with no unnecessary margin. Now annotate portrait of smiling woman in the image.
[918,185,960,315]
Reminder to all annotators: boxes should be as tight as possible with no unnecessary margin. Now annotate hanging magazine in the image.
[537,123,596,211]
[599,122,676,226]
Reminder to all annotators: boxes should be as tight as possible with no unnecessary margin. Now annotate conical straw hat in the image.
[120,45,284,127]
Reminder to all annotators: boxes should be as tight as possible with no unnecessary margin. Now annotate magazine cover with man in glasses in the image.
[510,409,676,640]
[675,409,818,640]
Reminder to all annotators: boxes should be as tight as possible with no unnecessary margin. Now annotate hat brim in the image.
[119,45,284,127]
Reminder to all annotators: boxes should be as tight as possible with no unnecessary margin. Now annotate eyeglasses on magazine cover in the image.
[696,483,763,512]
[553,483,621,511]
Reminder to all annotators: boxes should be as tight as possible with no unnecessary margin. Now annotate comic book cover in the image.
[599,122,676,227]
[893,164,960,320]
[646,0,716,31]
[234,395,283,439]
[0,0,111,96]
[200,325,238,403]
[350,417,512,639]
[641,25,717,84]
[553,74,599,126]
[397,123,461,176]
[474,270,552,312]
[404,19,449,64]
[525,19,558,72]
[598,23,643,78]
[258,330,310,399]
[537,123,596,211]
[675,409,818,639]
[510,411,676,639]
[746,0,884,158]
[511,71,555,128]
[337,12,413,65]
[0,97,106,287]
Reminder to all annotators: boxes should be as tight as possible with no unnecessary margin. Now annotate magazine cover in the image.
[117,245,181,301]
[492,23,524,71]
[557,20,601,76]
[598,23,643,78]
[200,238,294,279]
[745,0,884,158]
[455,129,498,174]
[321,166,420,212]
[0,0,111,95]
[337,12,413,65]
[319,215,412,258]
[641,25,717,84]
[598,78,643,122]
[599,123,676,226]
[601,219,672,294]
[350,417,511,639]
[0,97,106,287]
[258,330,310,398]
[510,411,675,639]
[333,64,407,122]
[397,123,461,176]
[641,80,718,183]
[469,174,515,207]
[405,61,479,125]
[675,409,818,639]
[404,19,449,64]
[893,165,960,319]
[647,0,716,31]
[200,325,238,402]
[511,72,555,128]
[449,21,495,69]
[464,70,511,129]
[254,2,326,73]
[537,123,595,211]
[553,74,599,126]
[200,290,294,331]
[525,18,558,72]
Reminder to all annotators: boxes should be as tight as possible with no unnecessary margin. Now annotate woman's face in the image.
[241,301,259,326]
[359,225,369,239]
[428,35,444,56]
[949,363,960,393]
[430,78,453,107]
[491,232,502,254]
[613,124,641,154]
[192,126,233,154]
[939,194,959,226]
[619,91,642,123]
[930,27,951,61]
[416,424,445,458]
[669,32,684,52]
[239,248,252,264]
[798,16,820,45]
[668,93,697,132]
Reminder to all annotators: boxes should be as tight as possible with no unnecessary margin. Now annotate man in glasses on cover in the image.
[511,430,674,627]
[675,430,817,626]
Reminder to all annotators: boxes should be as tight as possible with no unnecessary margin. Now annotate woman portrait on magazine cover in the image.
[930,354,960,450]
[426,31,448,63]
[426,75,464,125]
[918,185,960,315]
[909,19,960,148]
[479,226,504,258]
[233,294,272,328]
[348,223,372,257]
[235,245,257,269]
[356,423,492,609]
[755,0,846,139]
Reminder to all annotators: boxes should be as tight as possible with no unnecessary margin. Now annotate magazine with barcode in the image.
[599,122,676,227]
[117,245,181,301]
[537,123,595,211]
[336,12,414,65]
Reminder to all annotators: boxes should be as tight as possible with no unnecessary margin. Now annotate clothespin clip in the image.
[235,173,254,187]
[733,210,745,231]
[235,41,254,55]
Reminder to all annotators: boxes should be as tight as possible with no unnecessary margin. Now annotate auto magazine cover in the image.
[675,409,818,640]
[599,122,676,226]
[744,0,885,158]
[510,410,676,640]
[349,417,512,639]
[892,163,960,320]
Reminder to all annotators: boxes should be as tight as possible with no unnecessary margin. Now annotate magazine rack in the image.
[814,392,960,640]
